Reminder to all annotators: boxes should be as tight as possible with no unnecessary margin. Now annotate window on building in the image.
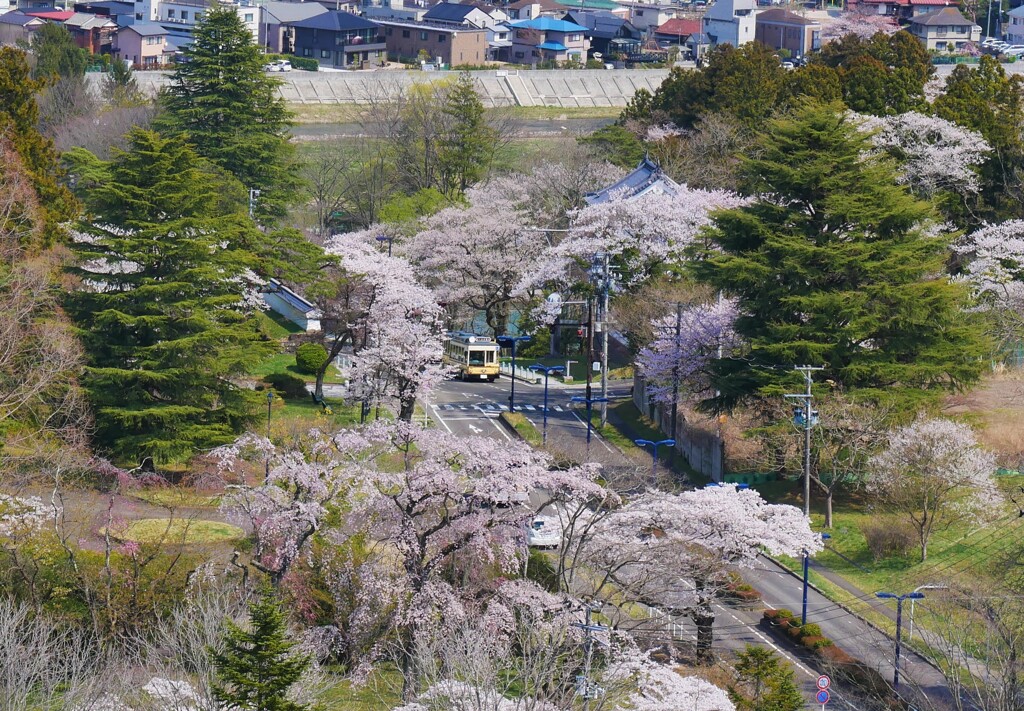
[386,26,392,35]
[244,12,253,21]
[321,48,331,57]
[438,33,446,41]
[167,8,174,17]
[402,29,410,37]
[362,50,368,59]
[181,10,188,18]
[514,50,524,58]
[636,9,643,14]
[303,47,312,56]
[420,30,428,40]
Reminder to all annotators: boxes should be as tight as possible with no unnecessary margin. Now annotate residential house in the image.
[378,18,487,64]
[1007,5,1024,43]
[754,8,820,57]
[618,1,675,31]
[260,0,329,53]
[73,1,135,26]
[113,21,169,67]
[506,0,565,21]
[158,0,260,42]
[23,8,74,20]
[702,0,755,47]
[908,6,980,50]
[422,1,496,28]
[509,16,589,63]
[0,10,44,44]
[847,0,953,19]
[653,17,705,57]
[65,12,117,52]
[562,9,641,57]
[362,0,432,23]
[290,10,385,68]
[488,20,511,59]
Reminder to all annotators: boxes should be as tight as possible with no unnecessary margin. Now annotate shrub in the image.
[295,343,329,375]
[763,609,784,622]
[817,644,857,666]
[264,373,308,400]
[801,636,833,650]
[776,608,793,620]
[786,625,803,640]
[863,520,916,561]
[799,623,823,638]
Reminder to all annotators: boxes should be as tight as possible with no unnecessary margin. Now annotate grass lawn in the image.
[502,412,543,447]
[103,518,244,545]
[131,488,221,509]
[320,666,403,710]
[254,353,347,385]
[275,396,375,431]
[255,310,304,339]
[595,401,707,485]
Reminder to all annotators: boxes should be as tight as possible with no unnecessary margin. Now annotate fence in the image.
[632,373,724,482]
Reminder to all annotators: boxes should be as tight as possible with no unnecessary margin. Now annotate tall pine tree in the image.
[67,129,273,464]
[158,7,299,221]
[212,587,310,711]
[691,100,987,410]
[436,72,497,197]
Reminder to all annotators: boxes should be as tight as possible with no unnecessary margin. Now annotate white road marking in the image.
[430,406,453,434]
[469,425,482,434]
[498,404,509,411]
[525,404,536,411]
[553,405,563,412]
[490,417,512,440]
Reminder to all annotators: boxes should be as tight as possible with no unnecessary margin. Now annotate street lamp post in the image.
[528,364,564,445]
[265,390,274,478]
[634,438,675,485]
[875,590,926,689]
[571,395,609,457]
[375,234,394,257]
[908,584,947,642]
[801,532,831,626]
[496,335,530,412]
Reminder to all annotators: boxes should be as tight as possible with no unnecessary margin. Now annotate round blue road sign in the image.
[816,689,830,704]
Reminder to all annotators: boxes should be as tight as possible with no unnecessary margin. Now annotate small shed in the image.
[262,279,322,332]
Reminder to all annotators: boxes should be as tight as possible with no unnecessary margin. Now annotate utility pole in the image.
[785,365,824,517]
[248,188,260,219]
[572,602,607,710]
[599,252,611,428]
[669,302,683,456]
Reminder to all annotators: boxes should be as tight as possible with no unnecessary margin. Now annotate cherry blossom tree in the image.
[637,298,740,407]
[822,15,898,41]
[327,421,605,701]
[325,230,445,420]
[955,220,1024,351]
[405,176,537,335]
[867,417,1001,561]
[570,486,819,661]
[519,187,746,300]
[853,111,990,198]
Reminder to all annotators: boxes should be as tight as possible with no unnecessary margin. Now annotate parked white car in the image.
[526,517,561,548]
[1003,45,1024,55]
[264,60,292,72]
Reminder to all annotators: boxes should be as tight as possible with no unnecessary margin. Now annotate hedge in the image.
[264,52,319,71]
[264,372,308,400]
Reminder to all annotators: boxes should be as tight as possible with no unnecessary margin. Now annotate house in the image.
[585,156,681,204]
[65,12,118,52]
[263,280,321,333]
[73,1,135,26]
[362,0,432,23]
[113,21,169,67]
[754,8,820,57]
[908,6,980,51]
[618,1,676,31]
[1007,5,1024,43]
[260,0,329,53]
[847,0,953,19]
[378,18,487,64]
[509,16,589,63]
[157,0,260,42]
[422,1,496,28]
[506,0,565,21]
[702,0,755,47]
[0,10,44,44]
[23,8,74,20]
[487,21,511,59]
[653,17,705,57]
[289,10,385,68]
[562,9,641,57]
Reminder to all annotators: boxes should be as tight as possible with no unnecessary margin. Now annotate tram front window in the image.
[469,350,486,366]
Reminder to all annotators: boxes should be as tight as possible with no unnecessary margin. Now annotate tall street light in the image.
[265,390,274,478]
[876,590,926,689]
[634,438,675,485]
[801,532,830,625]
[528,364,564,445]
[571,395,609,458]
[497,335,530,412]
[375,234,394,257]
[908,584,947,642]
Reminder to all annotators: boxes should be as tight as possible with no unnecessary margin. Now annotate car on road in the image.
[1004,45,1024,55]
[264,60,292,72]
[527,516,561,548]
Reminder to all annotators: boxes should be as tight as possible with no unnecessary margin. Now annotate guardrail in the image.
[499,362,542,384]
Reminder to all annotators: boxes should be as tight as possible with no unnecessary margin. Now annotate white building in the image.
[156,0,260,39]
[702,0,755,48]
[1007,5,1024,44]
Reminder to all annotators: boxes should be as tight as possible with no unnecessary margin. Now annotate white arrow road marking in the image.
[469,425,482,433]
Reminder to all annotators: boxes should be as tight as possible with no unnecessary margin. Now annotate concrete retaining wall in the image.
[122,67,670,107]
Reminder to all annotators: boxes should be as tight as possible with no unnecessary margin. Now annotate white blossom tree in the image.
[867,417,1001,561]
[853,111,990,199]
[569,486,819,661]
[325,230,445,420]
[956,220,1024,352]
[637,298,741,407]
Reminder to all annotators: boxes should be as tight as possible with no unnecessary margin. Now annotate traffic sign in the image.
[816,689,830,705]
[816,675,831,690]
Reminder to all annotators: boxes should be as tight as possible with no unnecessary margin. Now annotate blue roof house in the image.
[509,16,589,63]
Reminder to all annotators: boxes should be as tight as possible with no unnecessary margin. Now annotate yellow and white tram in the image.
[442,332,500,381]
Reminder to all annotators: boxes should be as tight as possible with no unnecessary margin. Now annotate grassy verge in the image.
[513,355,630,383]
[255,310,304,339]
[131,488,220,509]
[501,411,543,447]
[596,401,706,485]
[102,519,244,545]
[275,397,375,432]
[254,353,346,385]
[320,666,403,710]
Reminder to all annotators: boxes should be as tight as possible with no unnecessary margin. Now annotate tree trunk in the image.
[694,607,716,663]
[399,395,416,422]
[400,625,418,702]
[315,366,326,401]
[825,491,833,529]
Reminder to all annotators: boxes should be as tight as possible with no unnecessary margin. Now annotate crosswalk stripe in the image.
[553,405,563,412]
[525,405,536,411]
